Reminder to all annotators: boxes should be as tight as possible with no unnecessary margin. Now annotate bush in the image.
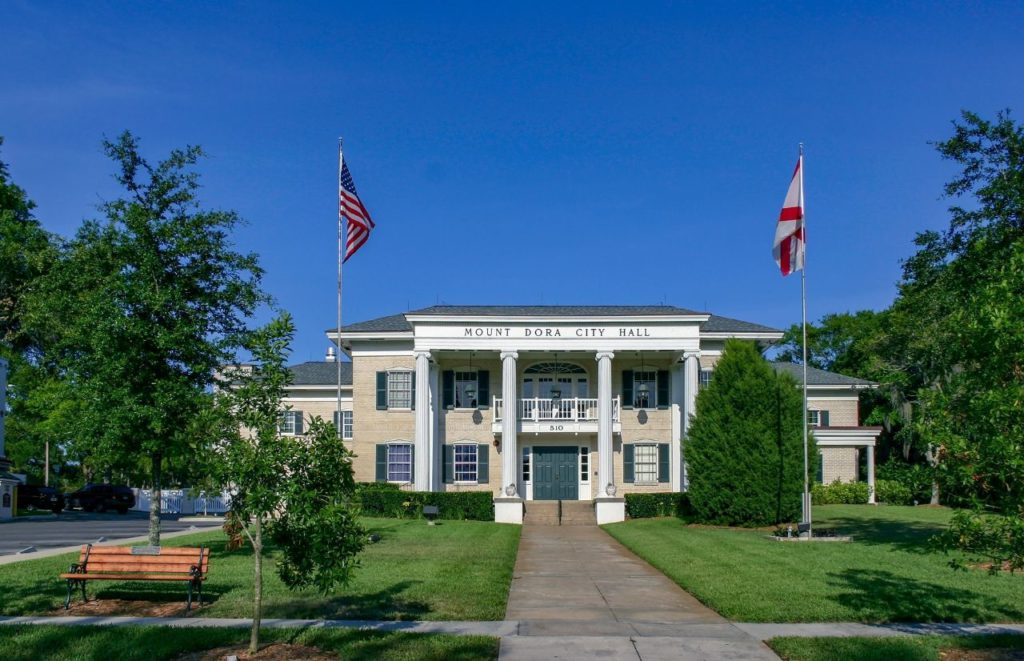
[875,478,914,505]
[687,340,805,526]
[877,459,933,503]
[625,492,692,519]
[355,484,493,520]
[812,480,869,505]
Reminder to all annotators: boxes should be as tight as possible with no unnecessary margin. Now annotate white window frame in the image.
[387,370,414,409]
[699,369,713,390]
[808,409,822,427]
[634,443,659,484]
[454,370,479,409]
[341,410,353,440]
[522,446,531,483]
[277,410,302,436]
[580,447,590,483]
[633,370,658,409]
[454,442,479,484]
[386,442,413,483]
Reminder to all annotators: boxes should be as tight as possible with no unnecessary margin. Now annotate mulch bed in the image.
[176,643,336,660]
[940,649,1024,660]
[52,598,208,618]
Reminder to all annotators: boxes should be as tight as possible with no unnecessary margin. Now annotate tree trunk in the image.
[930,480,940,506]
[250,517,263,654]
[148,453,162,547]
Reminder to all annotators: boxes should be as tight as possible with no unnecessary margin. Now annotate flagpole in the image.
[337,138,344,439]
[799,142,811,534]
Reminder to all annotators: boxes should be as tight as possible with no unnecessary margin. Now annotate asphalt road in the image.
[0,511,221,556]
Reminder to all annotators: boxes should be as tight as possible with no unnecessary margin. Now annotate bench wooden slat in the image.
[86,546,207,556]
[69,562,208,574]
[60,574,207,582]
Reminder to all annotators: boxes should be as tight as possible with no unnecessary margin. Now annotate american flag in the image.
[339,160,375,262]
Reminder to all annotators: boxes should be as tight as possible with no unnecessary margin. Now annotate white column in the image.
[414,351,431,491]
[867,444,876,504]
[428,362,440,491]
[670,358,686,492]
[500,351,519,496]
[596,351,615,497]
[681,351,700,490]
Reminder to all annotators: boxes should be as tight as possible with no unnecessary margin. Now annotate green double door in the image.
[532,446,578,501]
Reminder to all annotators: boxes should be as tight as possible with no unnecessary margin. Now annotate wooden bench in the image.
[60,544,210,612]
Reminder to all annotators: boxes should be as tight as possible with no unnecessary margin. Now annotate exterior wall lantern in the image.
[464,352,477,401]
[550,353,562,400]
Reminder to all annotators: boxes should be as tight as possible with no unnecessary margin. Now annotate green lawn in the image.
[604,505,1024,623]
[0,518,520,621]
[769,634,1024,660]
[0,624,497,661]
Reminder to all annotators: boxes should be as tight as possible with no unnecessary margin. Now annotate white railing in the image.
[493,396,620,423]
[133,489,232,515]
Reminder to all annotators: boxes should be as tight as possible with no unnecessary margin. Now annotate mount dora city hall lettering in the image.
[462,326,652,338]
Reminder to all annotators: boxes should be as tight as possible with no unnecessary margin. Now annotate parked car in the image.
[16,485,65,513]
[65,484,135,514]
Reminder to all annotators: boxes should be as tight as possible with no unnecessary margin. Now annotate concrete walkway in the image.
[500,524,779,660]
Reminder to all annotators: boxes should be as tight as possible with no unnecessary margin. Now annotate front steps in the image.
[524,500,595,526]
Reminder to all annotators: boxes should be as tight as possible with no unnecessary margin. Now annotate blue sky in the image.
[3,2,1022,362]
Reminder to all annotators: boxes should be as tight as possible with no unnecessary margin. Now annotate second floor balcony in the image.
[492,396,622,435]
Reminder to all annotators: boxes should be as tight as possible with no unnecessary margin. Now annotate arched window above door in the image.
[524,362,587,375]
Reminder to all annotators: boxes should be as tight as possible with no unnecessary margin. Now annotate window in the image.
[334,410,353,439]
[387,443,413,483]
[454,443,479,482]
[388,371,413,409]
[522,447,531,482]
[277,410,303,435]
[699,369,713,390]
[634,443,658,483]
[454,371,479,408]
[580,447,590,482]
[808,410,821,427]
[633,370,657,408]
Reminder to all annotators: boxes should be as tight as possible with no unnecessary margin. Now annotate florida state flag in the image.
[773,156,805,276]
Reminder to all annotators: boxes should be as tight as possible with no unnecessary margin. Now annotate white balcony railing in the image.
[493,396,620,423]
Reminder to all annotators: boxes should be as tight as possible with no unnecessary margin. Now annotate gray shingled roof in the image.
[339,313,412,333]
[771,362,875,387]
[701,315,782,334]
[289,361,352,386]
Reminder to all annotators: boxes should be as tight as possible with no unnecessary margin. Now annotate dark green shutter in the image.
[333,410,340,429]
[477,444,489,483]
[816,450,824,483]
[658,443,670,483]
[477,370,490,408]
[294,411,304,435]
[409,446,415,483]
[376,372,388,410]
[443,445,453,483]
[375,444,387,481]
[411,374,416,410]
[624,444,635,483]
[622,370,634,409]
[442,370,455,408]
[657,370,670,409]
[821,410,830,427]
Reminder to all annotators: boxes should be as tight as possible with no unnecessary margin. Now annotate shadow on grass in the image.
[262,579,431,621]
[826,568,1024,623]
[818,516,946,552]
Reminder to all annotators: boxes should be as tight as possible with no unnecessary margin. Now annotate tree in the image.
[774,310,885,376]
[28,132,265,544]
[219,314,364,653]
[686,339,805,526]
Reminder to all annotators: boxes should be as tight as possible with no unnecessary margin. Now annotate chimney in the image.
[325,347,337,363]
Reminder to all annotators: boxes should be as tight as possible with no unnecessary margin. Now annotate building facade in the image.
[281,306,880,524]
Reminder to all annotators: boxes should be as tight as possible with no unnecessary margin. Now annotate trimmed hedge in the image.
[812,480,870,505]
[876,478,914,505]
[625,492,692,519]
[355,482,493,520]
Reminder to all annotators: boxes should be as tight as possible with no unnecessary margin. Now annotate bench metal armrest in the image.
[68,563,85,574]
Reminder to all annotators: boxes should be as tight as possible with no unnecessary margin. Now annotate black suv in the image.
[65,484,135,514]
[16,485,65,513]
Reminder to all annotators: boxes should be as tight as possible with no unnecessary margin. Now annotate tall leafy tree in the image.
[219,313,364,654]
[687,339,805,526]
[30,132,265,544]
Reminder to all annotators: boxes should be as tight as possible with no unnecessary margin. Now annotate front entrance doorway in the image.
[532,446,579,500]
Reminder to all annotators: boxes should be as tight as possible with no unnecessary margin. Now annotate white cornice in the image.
[404,314,711,324]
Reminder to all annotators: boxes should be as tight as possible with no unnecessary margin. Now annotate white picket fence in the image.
[132,489,231,515]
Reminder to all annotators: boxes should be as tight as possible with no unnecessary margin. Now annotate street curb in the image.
[0,524,223,566]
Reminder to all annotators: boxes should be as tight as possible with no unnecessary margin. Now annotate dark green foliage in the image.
[875,479,914,505]
[624,492,691,519]
[938,508,1024,573]
[876,459,933,503]
[811,480,869,505]
[355,484,494,521]
[686,339,805,526]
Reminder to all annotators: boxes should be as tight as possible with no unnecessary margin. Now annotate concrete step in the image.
[559,500,596,525]
[524,501,560,526]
